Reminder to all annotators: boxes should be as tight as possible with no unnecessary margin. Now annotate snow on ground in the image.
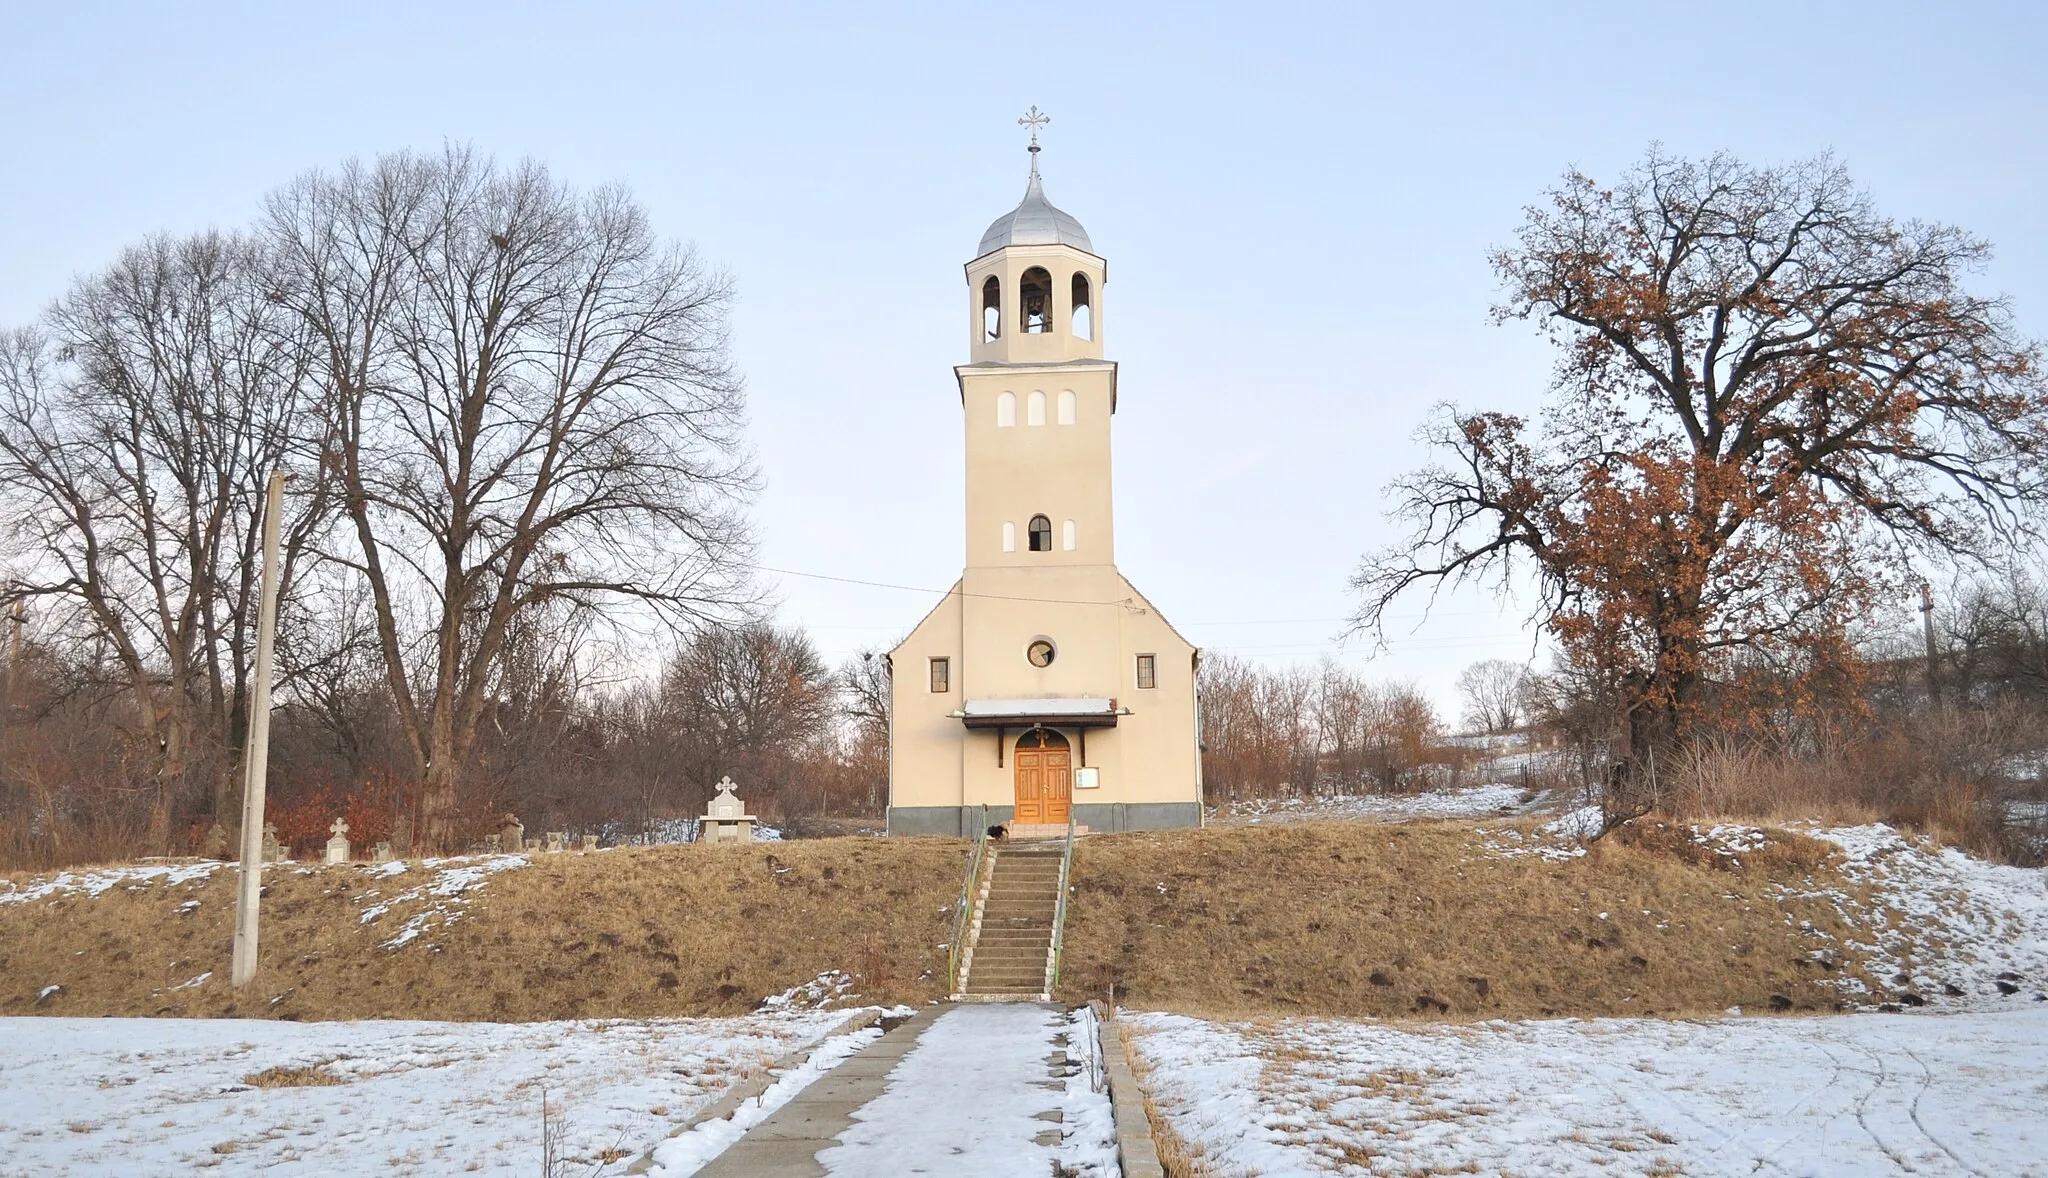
[0,1010,859,1176]
[814,1004,1118,1178]
[757,968,857,1011]
[352,853,529,948]
[1130,1007,2048,1177]
[0,854,531,954]
[643,1016,894,1176]
[1218,783,1550,826]
[0,859,222,905]
[1796,824,2048,1009]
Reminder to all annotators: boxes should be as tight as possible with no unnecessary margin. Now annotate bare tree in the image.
[838,648,892,813]
[1456,659,1528,734]
[1198,654,1449,799]
[264,147,758,845]
[1354,149,2048,820]
[0,232,324,848]
[658,623,835,815]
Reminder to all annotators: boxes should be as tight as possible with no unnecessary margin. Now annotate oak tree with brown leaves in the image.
[1353,149,2048,824]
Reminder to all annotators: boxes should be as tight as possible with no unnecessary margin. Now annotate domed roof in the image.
[976,163,1093,257]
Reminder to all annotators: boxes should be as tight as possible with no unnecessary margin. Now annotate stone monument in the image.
[324,818,350,865]
[580,834,599,852]
[698,776,756,844]
[500,814,524,853]
[261,822,285,863]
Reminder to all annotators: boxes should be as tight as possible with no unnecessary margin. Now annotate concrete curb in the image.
[1094,1003,1165,1178]
[625,1006,888,1175]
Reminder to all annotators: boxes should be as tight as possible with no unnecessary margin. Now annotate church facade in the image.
[886,140,1203,837]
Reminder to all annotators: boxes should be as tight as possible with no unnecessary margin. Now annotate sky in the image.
[2,1,2044,718]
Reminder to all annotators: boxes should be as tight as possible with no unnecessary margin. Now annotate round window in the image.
[1026,639,1056,668]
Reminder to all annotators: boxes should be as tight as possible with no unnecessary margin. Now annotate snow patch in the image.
[644,1013,903,1176]
[1130,1007,2048,1177]
[354,854,529,949]
[0,861,222,906]
[1802,823,2048,1008]
[757,969,855,1011]
[1222,783,1546,826]
[815,1004,1116,1177]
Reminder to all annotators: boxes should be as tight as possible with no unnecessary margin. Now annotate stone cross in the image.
[372,841,393,863]
[580,834,599,852]
[544,831,566,854]
[709,777,744,819]
[699,775,756,844]
[261,822,284,863]
[324,818,351,865]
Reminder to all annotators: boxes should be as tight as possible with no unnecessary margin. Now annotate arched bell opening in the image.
[1071,272,1093,340]
[982,276,1002,342]
[1019,267,1053,334]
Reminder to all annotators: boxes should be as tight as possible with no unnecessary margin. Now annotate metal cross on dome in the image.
[1018,105,1051,153]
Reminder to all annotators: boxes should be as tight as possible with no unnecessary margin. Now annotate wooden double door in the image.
[1013,729,1072,824]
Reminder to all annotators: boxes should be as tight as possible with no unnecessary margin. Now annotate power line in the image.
[754,564,1128,607]
[756,562,1531,628]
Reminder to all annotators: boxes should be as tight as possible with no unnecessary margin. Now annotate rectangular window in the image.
[929,657,950,693]
[1136,653,1156,690]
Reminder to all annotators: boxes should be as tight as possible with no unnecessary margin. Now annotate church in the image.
[886,119,1204,837]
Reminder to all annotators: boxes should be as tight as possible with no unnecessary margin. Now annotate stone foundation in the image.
[885,802,1201,838]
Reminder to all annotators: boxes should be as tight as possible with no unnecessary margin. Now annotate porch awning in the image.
[954,697,1121,729]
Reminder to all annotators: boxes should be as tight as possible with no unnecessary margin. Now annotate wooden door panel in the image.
[1015,749,1044,822]
[1044,750,1071,823]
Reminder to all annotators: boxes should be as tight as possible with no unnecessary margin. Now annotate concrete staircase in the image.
[954,842,1067,1001]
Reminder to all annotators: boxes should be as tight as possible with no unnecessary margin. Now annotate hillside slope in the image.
[3,818,2040,1022]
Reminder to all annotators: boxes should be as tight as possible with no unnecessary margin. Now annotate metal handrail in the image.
[946,805,989,993]
[1048,810,1078,991]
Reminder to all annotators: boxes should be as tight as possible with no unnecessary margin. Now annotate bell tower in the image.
[957,107,1117,573]
[964,109,1106,367]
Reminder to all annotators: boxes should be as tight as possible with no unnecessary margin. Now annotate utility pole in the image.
[232,471,286,988]
[1920,581,1941,708]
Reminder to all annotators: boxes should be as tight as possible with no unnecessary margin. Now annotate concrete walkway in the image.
[694,1003,1085,1177]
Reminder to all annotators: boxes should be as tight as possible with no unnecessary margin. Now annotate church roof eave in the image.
[886,579,964,660]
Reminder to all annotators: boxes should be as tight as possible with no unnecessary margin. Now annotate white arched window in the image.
[1002,521,1016,552]
[996,391,1016,428]
[1057,390,1076,425]
[1027,391,1046,427]
[1062,519,1077,550]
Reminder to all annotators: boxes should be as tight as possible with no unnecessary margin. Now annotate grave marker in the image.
[324,818,350,865]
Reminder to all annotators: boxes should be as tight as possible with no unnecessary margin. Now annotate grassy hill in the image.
[0,819,1939,1022]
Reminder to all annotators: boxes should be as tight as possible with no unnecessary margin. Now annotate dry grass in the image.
[1664,722,2047,865]
[0,839,963,1020]
[1058,819,1875,1020]
[243,1064,344,1087]
[4,819,1893,1023]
